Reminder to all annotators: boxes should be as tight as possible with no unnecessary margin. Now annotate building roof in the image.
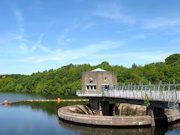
[91,68,106,72]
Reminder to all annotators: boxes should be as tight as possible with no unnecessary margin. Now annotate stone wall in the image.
[82,71,117,94]
[113,103,146,116]
[58,105,152,126]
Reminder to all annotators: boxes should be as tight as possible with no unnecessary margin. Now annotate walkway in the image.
[77,81,180,110]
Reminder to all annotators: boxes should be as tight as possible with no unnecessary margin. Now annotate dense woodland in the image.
[0,54,180,95]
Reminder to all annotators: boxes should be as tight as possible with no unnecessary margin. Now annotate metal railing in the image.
[76,90,99,95]
[102,81,180,102]
[76,81,180,110]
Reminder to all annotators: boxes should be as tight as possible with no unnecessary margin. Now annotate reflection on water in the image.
[0,92,83,103]
[59,118,153,135]
[9,101,88,116]
[58,118,180,135]
[0,93,180,135]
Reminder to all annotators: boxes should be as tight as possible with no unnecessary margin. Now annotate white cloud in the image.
[130,34,147,40]
[32,43,54,54]
[19,43,28,53]
[31,22,54,53]
[143,18,180,30]
[13,7,24,33]
[170,39,180,44]
[80,40,120,53]
[18,40,122,63]
[39,45,54,54]
[82,22,96,31]
[92,3,135,24]
[90,51,166,61]
[31,33,45,52]
[57,33,68,45]
[86,51,171,68]
[57,28,75,46]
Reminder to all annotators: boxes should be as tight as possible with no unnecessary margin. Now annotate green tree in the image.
[0,53,180,94]
[15,84,23,92]
[165,53,180,65]
[144,94,150,107]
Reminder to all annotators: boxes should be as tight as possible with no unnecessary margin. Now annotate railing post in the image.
[173,79,177,100]
[117,83,119,97]
[122,83,126,97]
[162,83,165,101]
[131,82,134,99]
[134,83,137,99]
[128,83,129,98]
[157,80,161,100]
[149,81,153,101]
[145,84,147,96]
[153,85,156,100]
[168,81,170,101]
[140,82,143,100]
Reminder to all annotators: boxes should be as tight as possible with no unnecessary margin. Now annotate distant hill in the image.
[0,53,180,95]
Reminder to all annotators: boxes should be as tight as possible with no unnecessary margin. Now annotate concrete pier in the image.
[58,105,151,126]
[87,97,180,126]
[146,107,167,126]
[89,98,110,116]
[58,105,180,126]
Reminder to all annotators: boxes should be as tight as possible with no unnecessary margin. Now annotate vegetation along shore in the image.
[0,53,180,95]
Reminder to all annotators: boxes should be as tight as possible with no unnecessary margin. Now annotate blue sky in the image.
[1,0,180,75]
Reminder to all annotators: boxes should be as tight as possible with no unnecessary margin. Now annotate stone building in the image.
[81,68,117,94]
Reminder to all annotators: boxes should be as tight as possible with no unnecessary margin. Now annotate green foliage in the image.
[144,94,150,107]
[0,53,180,95]
[165,54,180,65]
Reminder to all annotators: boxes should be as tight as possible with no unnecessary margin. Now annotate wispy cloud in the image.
[31,33,54,54]
[170,39,180,44]
[57,28,75,46]
[19,43,29,53]
[31,22,54,53]
[92,3,135,24]
[90,51,167,61]
[31,33,45,52]
[11,6,30,54]
[88,51,172,68]
[18,40,122,63]
[143,17,180,30]
[130,34,147,40]
[13,7,24,33]
[57,33,68,45]
[82,22,96,31]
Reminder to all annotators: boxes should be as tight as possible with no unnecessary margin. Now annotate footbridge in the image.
[76,81,180,126]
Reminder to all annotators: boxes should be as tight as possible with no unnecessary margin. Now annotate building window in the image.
[89,78,93,83]
[86,84,96,91]
[102,84,109,91]
[105,85,109,90]
[104,77,107,82]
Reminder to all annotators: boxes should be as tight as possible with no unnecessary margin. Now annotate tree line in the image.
[0,53,180,95]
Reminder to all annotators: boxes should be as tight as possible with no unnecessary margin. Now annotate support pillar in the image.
[89,98,110,116]
[89,98,103,115]
[89,98,99,110]
[146,107,167,127]
[146,107,155,126]
[101,101,110,116]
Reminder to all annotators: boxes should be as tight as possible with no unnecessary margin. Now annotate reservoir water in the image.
[0,93,179,135]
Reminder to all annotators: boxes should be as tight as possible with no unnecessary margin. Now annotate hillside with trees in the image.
[0,54,180,95]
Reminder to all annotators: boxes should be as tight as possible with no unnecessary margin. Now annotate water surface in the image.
[0,93,179,135]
